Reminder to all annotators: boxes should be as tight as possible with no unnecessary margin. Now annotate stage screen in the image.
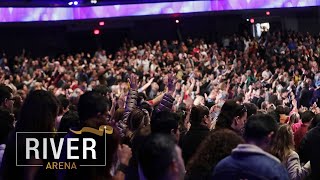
[0,0,319,22]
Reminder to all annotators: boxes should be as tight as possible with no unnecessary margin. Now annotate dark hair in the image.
[0,108,14,144]
[151,111,179,134]
[289,113,299,124]
[244,103,258,117]
[300,110,315,124]
[113,108,125,122]
[0,84,12,105]
[57,110,80,133]
[244,114,278,141]
[77,91,108,123]
[215,100,247,129]
[93,84,110,96]
[309,114,320,130]
[57,95,70,115]
[16,90,58,132]
[127,108,149,131]
[186,129,244,179]
[190,105,209,125]
[139,134,177,180]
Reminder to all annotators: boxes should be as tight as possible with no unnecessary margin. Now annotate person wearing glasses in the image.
[0,84,14,113]
[215,100,248,136]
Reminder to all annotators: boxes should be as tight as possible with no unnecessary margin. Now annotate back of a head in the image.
[309,114,320,130]
[77,91,108,124]
[190,105,209,125]
[16,90,58,132]
[58,110,80,133]
[244,114,278,143]
[139,134,177,180]
[127,108,149,132]
[93,84,109,96]
[57,95,70,114]
[151,111,179,135]
[0,108,14,144]
[216,100,246,129]
[244,103,258,117]
[300,110,315,124]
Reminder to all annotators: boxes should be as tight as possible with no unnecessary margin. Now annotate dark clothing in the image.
[299,123,320,180]
[180,124,209,164]
[212,144,289,180]
[0,132,56,180]
[299,88,312,108]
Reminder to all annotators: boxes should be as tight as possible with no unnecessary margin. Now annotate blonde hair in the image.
[270,124,294,162]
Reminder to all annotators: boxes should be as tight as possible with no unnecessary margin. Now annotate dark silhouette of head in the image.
[151,111,180,142]
[244,114,278,151]
[139,134,185,180]
[77,91,109,127]
[16,90,58,132]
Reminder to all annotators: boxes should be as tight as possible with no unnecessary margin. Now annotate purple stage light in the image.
[0,0,318,23]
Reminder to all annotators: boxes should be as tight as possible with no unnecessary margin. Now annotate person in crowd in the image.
[58,91,132,180]
[212,114,290,179]
[244,102,258,117]
[299,117,320,180]
[0,108,14,168]
[180,105,211,164]
[0,85,14,113]
[271,124,311,180]
[2,30,320,180]
[151,110,181,143]
[294,111,315,150]
[55,95,70,130]
[215,100,248,135]
[57,110,79,135]
[138,134,185,180]
[185,129,244,180]
[308,113,320,130]
[1,90,59,180]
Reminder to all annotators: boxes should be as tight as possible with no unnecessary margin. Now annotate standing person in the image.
[58,91,132,180]
[212,114,289,180]
[0,85,14,113]
[271,124,311,180]
[215,100,248,135]
[0,108,14,168]
[294,111,314,150]
[0,90,59,180]
[299,120,320,180]
[180,105,211,164]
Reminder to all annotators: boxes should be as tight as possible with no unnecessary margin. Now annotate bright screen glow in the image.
[0,0,319,22]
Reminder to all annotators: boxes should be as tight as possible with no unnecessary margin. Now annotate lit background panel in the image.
[0,0,320,22]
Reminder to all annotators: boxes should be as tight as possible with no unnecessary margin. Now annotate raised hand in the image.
[128,74,138,89]
[167,73,176,94]
[147,77,155,85]
[117,144,132,166]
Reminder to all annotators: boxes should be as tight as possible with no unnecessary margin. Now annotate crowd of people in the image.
[0,30,319,180]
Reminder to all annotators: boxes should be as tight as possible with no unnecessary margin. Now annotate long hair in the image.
[15,90,59,133]
[186,129,244,179]
[270,124,294,162]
